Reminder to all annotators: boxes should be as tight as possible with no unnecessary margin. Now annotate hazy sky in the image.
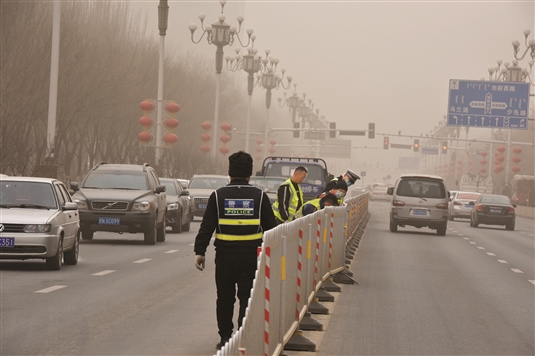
[129,0,534,180]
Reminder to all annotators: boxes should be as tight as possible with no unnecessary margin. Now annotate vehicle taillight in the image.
[476,205,483,212]
[436,203,448,209]
[509,207,515,213]
[453,201,462,205]
[393,200,405,207]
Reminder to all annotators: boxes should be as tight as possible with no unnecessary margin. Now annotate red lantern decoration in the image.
[494,164,504,173]
[513,147,522,154]
[138,131,152,145]
[220,122,231,131]
[255,155,262,161]
[497,146,505,153]
[512,166,521,173]
[165,102,180,113]
[512,156,521,164]
[480,151,488,157]
[200,145,210,153]
[496,155,504,162]
[220,134,231,143]
[163,133,178,147]
[139,116,153,130]
[255,147,262,153]
[201,122,212,130]
[256,138,263,145]
[269,147,276,154]
[164,117,179,130]
[480,159,487,165]
[139,100,154,112]
[220,146,230,155]
[480,167,487,173]
[201,133,211,142]
[269,139,276,146]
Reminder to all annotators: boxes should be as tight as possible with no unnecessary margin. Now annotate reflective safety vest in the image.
[214,186,264,242]
[272,178,303,222]
[295,197,321,218]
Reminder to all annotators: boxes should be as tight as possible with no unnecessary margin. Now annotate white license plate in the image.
[464,204,472,208]
[490,209,501,214]
[0,237,15,247]
[411,209,427,216]
[199,204,207,209]
[98,217,120,225]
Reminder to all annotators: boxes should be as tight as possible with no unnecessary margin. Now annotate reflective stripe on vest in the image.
[219,218,261,226]
[295,198,321,218]
[215,232,263,241]
[272,178,303,222]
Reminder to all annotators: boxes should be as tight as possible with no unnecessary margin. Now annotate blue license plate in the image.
[0,237,15,247]
[464,204,472,208]
[412,210,427,216]
[199,204,207,209]
[98,217,120,225]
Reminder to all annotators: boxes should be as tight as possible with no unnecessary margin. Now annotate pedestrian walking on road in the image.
[272,166,308,224]
[193,151,277,351]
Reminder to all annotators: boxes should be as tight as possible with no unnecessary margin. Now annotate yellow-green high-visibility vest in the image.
[295,197,321,218]
[272,178,303,222]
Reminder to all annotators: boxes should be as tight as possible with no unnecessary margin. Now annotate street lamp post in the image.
[155,0,169,165]
[278,85,302,155]
[254,50,292,158]
[188,0,253,158]
[226,45,263,152]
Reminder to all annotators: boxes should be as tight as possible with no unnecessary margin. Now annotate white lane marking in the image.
[469,242,476,244]
[35,285,66,293]
[458,234,464,236]
[452,230,458,233]
[530,234,534,237]
[463,237,469,240]
[165,250,179,254]
[93,270,116,276]
[511,269,524,274]
[498,260,508,264]
[477,247,485,250]
[486,252,496,256]
[529,280,535,286]
[520,231,527,234]
[133,258,152,264]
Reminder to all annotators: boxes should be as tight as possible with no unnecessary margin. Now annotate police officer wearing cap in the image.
[193,151,277,350]
[322,169,360,193]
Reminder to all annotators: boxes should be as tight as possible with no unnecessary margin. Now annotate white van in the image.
[387,174,449,235]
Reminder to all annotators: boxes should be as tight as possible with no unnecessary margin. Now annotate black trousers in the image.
[215,251,258,339]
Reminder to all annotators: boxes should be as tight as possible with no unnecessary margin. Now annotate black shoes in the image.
[216,338,230,350]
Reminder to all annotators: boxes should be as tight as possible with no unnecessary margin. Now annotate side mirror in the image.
[155,185,166,193]
[63,202,78,211]
[387,187,393,195]
[180,190,189,196]
[70,182,79,192]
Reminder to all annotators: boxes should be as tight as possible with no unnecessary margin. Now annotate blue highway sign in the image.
[447,80,530,130]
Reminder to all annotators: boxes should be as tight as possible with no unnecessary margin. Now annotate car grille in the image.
[91,201,128,211]
[0,224,24,233]
[0,246,46,254]
[194,197,209,208]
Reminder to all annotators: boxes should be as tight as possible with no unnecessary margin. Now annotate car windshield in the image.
[0,181,57,208]
[396,179,445,198]
[161,181,177,195]
[249,177,285,191]
[457,193,480,200]
[82,171,148,190]
[481,195,511,204]
[189,177,228,189]
[374,187,387,192]
[264,163,324,185]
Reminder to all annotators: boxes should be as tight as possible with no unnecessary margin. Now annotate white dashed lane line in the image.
[477,247,485,250]
[463,237,469,240]
[165,250,179,254]
[35,285,66,293]
[498,260,508,264]
[133,258,152,264]
[458,234,464,236]
[511,269,524,274]
[529,280,535,286]
[486,252,496,256]
[469,242,476,245]
[93,270,116,276]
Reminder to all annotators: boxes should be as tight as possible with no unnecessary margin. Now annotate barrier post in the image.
[263,246,271,356]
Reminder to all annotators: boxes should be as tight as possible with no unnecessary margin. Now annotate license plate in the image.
[411,209,427,216]
[0,237,15,248]
[464,204,472,208]
[199,204,207,209]
[98,217,120,225]
[490,209,501,214]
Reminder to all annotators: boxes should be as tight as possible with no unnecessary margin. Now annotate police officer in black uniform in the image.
[322,169,360,193]
[193,151,277,350]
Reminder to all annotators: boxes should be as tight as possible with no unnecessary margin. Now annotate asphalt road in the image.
[2,206,533,356]
[317,201,535,355]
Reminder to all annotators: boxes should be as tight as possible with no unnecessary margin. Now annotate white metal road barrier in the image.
[216,194,369,356]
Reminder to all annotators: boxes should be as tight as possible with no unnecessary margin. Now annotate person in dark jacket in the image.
[193,151,277,350]
[297,192,339,217]
[322,169,360,193]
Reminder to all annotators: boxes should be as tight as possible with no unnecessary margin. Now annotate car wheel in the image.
[182,211,191,232]
[437,225,447,236]
[46,236,63,270]
[64,231,80,265]
[473,218,479,228]
[172,213,182,233]
[157,217,166,242]
[469,219,473,227]
[81,229,94,240]
[144,222,157,245]
[506,222,515,231]
[389,221,397,232]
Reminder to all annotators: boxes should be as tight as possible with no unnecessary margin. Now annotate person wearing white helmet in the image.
[321,169,360,194]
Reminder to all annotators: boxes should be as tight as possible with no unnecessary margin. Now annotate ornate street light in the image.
[278,84,301,124]
[254,49,292,158]
[188,0,253,157]
[488,59,532,83]
[226,45,263,152]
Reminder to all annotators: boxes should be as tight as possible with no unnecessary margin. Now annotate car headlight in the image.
[167,202,179,210]
[23,224,51,233]
[132,202,151,211]
[74,199,88,210]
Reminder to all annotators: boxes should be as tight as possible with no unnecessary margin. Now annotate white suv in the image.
[387,174,449,236]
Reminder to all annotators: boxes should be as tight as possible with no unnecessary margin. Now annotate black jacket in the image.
[322,175,343,194]
[276,180,303,221]
[194,179,277,256]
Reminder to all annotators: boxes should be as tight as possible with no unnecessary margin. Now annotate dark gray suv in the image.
[71,162,167,245]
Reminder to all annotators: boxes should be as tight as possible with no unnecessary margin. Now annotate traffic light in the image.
[293,122,300,138]
[368,123,375,139]
[329,122,336,138]
[413,139,419,152]
[383,136,389,150]
[442,140,448,154]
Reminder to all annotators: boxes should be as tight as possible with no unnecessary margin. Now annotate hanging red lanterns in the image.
[139,116,153,130]
[201,121,212,130]
[220,146,230,155]
[511,146,521,175]
[138,131,152,145]
[164,117,179,130]
[256,138,263,145]
[496,154,504,162]
[219,123,232,156]
[139,100,154,113]
[200,145,210,153]
[165,102,180,114]
[201,133,211,142]
[200,122,212,154]
[494,164,504,174]
[512,156,521,164]
[512,166,521,173]
[497,146,506,153]
[480,151,488,157]
[513,147,522,154]
[480,167,487,174]
[163,133,178,147]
